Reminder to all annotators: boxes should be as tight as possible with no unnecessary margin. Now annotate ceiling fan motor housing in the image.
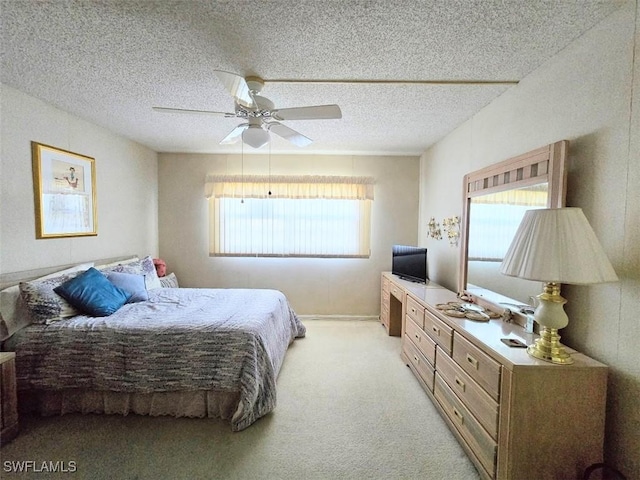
[245,76,265,94]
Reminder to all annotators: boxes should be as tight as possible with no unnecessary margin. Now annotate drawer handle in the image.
[414,333,420,341]
[454,376,466,392]
[453,408,464,425]
[466,354,479,369]
[432,326,440,336]
[413,355,420,364]
[410,307,416,314]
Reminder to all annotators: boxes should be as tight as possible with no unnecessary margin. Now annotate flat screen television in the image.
[392,245,428,283]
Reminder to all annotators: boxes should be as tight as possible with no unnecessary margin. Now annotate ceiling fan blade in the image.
[267,122,313,147]
[271,104,342,121]
[214,70,255,109]
[152,106,235,117]
[220,124,248,145]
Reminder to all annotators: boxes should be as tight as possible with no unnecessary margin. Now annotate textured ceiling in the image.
[1,0,625,155]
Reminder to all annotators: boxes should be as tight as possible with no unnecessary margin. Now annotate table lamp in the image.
[500,208,618,365]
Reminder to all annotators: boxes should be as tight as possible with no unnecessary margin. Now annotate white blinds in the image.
[468,185,548,262]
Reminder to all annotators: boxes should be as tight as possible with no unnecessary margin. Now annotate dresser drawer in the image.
[435,374,497,477]
[424,308,453,355]
[381,292,389,306]
[405,295,424,329]
[381,276,389,326]
[452,333,501,401]
[436,348,499,439]
[390,282,403,301]
[380,278,390,305]
[405,317,436,365]
[403,339,435,392]
[382,277,390,297]
[381,300,389,319]
[381,314,389,331]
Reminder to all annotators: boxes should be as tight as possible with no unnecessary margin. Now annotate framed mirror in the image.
[458,141,568,325]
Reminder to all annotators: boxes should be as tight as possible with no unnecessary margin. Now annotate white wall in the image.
[0,85,159,273]
[158,152,419,315]
[419,3,639,477]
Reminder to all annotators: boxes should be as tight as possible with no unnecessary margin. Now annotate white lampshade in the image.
[242,126,270,149]
[500,207,618,285]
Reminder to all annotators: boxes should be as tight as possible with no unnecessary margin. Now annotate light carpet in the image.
[0,319,480,480]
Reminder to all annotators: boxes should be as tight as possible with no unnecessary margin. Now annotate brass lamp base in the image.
[527,327,574,365]
[527,283,574,365]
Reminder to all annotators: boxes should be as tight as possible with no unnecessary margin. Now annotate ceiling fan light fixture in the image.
[242,125,270,148]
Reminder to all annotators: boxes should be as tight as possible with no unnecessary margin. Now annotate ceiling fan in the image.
[153,70,342,149]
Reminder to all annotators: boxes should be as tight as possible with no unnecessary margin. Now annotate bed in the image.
[0,256,306,432]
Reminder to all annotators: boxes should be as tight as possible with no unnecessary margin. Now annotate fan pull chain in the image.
[241,141,245,204]
[268,141,272,196]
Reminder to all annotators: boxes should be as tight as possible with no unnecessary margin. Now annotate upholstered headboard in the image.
[0,255,137,290]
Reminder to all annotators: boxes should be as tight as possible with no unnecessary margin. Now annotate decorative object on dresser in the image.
[0,352,19,445]
[500,207,618,365]
[382,272,607,480]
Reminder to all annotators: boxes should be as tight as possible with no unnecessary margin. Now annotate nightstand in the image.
[0,352,19,445]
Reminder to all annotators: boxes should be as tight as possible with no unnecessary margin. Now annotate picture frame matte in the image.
[31,142,97,238]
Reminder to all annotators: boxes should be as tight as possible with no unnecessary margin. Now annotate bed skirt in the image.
[19,389,241,423]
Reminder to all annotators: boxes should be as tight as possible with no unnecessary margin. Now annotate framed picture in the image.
[31,142,97,238]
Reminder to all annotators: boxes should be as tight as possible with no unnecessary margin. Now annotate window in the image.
[205,175,374,257]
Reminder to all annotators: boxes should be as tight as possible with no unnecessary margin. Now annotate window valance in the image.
[471,184,547,206]
[204,175,375,200]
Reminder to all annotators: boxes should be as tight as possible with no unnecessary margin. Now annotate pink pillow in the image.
[153,258,166,277]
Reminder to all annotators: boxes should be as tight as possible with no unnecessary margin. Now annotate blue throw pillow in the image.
[106,272,149,303]
[54,267,130,316]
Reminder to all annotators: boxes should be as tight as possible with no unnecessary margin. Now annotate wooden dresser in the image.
[381,272,607,480]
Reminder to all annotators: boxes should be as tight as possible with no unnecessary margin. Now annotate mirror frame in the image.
[458,140,569,324]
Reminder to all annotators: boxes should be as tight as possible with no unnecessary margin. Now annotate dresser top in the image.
[383,272,606,370]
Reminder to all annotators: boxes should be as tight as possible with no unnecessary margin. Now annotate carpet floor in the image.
[0,319,481,480]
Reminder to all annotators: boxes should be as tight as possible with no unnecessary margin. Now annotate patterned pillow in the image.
[95,256,139,270]
[11,262,94,328]
[103,255,162,290]
[159,272,179,288]
[19,271,86,324]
